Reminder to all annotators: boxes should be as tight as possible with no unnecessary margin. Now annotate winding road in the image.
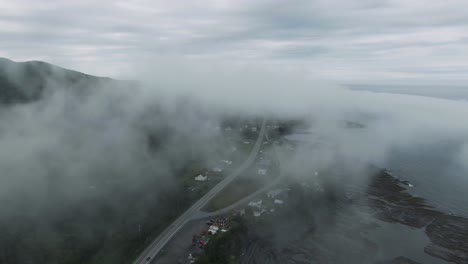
[134,118,267,264]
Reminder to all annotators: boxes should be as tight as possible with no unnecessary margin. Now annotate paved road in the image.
[194,175,283,220]
[195,131,285,220]
[134,118,267,264]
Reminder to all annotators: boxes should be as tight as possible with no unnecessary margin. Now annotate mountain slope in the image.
[0,57,122,104]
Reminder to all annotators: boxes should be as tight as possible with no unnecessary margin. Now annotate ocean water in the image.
[285,133,468,217]
[384,140,468,217]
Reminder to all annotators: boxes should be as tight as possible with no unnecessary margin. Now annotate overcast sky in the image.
[1,0,468,84]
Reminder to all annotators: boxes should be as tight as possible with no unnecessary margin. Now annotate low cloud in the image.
[1,0,468,84]
[0,74,224,219]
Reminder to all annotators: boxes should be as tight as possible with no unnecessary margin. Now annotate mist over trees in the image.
[0,59,226,264]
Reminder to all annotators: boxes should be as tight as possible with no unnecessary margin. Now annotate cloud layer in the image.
[1,0,468,84]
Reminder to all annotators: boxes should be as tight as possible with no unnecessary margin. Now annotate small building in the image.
[208,225,219,235]
[274,199,284,205]
[221,160,233,165]
[188,253,195,263]
[267,189,283,198]
[257,168,267,175]
[212,167,223,172]
[194,175,207,181]
[248,199,263,208]
[253,209,266,217]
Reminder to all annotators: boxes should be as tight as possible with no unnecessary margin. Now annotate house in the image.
[215,217,228,228]
[239,208,245,216]
[212,167,223,172]
[188,253,195,264]
[194,175,207,181]
[257,168,267,175]
[253,209,266,217]
[274,199,284,205]
[221,160,233,165]
[267,189,283,198]
[248,199,263,208]
[208,225,219,235]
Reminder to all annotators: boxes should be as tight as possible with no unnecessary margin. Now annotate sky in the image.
[1,0,468,85]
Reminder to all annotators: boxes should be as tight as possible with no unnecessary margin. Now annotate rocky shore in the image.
[368,171,468,263]
[196,169,468,263]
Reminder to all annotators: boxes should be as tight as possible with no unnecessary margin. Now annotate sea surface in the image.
[384,140,468,217]
[286,130,468,218]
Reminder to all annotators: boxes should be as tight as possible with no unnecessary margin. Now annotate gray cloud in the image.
[1,0,468,84]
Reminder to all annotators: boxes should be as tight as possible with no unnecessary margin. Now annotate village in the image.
[181,123,298,263]
[148,120,305,264]
[185,160,291,264]
[185,184,290,264]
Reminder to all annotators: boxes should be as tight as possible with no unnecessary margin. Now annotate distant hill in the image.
[347,84,468,101]
[0,57,133,104]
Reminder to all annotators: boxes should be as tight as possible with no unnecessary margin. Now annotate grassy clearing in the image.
[203,150,279,212]
[203,176,263,212]
[235,140,255,155]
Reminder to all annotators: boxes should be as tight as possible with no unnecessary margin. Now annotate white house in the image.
[221,160,233,165]
[274,199,284,205]
[208,225,219,235]
[267,189,283,198]
[194,175,207,181]
[248,199,263,208]
[253,209,266,217]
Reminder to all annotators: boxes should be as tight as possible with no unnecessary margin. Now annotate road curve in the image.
[134,118,267,264]
[194,131,284,220]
